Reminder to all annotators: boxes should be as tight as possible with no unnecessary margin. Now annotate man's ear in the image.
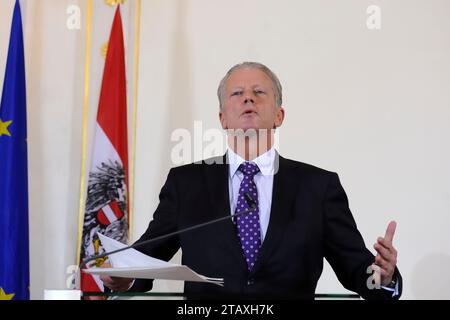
[274,107,285,128]
[219,111,227,129]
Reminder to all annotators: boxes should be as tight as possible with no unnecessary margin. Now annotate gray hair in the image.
[217,62,283,110]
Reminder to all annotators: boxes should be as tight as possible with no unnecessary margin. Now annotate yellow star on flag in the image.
[0,118,12,137]
[0,287,15,300]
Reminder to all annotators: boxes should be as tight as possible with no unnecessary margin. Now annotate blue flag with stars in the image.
[0,0,29,300]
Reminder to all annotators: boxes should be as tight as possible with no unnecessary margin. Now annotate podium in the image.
[81,291,360,300]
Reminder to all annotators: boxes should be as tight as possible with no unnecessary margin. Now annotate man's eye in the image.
[231,91,242,96]
[254,90,265,95]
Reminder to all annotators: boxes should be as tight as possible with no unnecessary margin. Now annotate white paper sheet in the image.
[82,233,224,286]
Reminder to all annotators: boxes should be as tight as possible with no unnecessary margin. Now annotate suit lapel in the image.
[202,155,229,219]
[250,155,298,275]
[203,154,248,272]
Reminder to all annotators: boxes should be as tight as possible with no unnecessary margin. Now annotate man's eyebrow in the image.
[228,84,267,92]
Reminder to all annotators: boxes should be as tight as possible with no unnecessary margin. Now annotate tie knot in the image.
[238,162,260,177]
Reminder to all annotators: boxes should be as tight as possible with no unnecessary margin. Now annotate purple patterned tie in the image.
[235,162,261,271]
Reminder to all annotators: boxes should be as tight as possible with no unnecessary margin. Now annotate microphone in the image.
[243,192,256,209]
[81,192,257,268]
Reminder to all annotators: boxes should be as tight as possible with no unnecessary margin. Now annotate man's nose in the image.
[244,96,254,104]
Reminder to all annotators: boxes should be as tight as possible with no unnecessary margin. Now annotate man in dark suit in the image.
[101,62,401,299]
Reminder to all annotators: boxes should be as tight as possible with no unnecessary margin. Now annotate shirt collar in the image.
[227,147,276,178]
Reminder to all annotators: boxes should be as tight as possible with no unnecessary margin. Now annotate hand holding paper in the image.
[83,233,224,286]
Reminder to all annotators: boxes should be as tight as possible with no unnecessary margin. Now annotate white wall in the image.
[1,0,449,299]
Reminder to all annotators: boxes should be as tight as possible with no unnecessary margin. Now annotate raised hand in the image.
[373,221,398,286]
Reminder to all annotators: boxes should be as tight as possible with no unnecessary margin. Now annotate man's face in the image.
[219,68,285,131]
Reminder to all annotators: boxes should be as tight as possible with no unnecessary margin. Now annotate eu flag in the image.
[0,0,29,300]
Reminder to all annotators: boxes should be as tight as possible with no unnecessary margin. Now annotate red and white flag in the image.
[80,6,129,293]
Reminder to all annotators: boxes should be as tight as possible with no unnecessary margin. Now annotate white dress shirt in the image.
[227,147,276,243]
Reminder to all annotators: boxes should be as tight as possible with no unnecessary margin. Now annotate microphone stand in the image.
[81,193,257,269]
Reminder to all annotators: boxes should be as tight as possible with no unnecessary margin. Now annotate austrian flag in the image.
[80,6,129,293]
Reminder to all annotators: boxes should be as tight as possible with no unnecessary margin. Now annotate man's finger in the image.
[374,243,392,260]
[374,258,394,281]
[384,220,397,244]
[377,237,392,250]
[374,254,391,269]
[100,275,115,289]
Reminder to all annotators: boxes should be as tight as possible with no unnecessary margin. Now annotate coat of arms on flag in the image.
[79,6,129,294]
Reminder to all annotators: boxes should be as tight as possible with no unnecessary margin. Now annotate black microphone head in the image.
[244,192,257,209]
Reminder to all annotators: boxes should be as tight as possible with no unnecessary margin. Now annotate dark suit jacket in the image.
[130,154,402,300]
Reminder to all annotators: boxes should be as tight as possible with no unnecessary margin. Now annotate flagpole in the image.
[129,0,141,240]
[76,0,93,266]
